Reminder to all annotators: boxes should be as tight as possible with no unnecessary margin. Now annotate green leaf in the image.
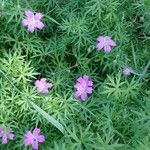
[29,101,64,134]
[45,15,60,25]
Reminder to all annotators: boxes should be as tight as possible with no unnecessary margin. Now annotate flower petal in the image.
[96,43,104,50]
[2,135,7,144]
[24,138,32,146]
[27,25,36,33]
[46,83,53,88]
[74,91,81,98]
[36,87,43,93]
[40,78,47,82]
[74,83,81,89]
[33,128,40,137]
[34,80,40,86]
[97,36,104,42]
[35,13,44,20]
[24,131,33,146]
[109,39,116,46]
[37,135,45,143]
[103,45,111,53]
[25,10,34,18]
[81,93,88,101]
[88,81,93,86]
[86,87,93,94]
[32,140,39,150]
[22,19,29,26]
[77,77,83,83]
[8,133,14,140]
[36,21,44,29]
[25,131,33,140]
[83,75,89,81]
[41,88,49,93]
[123,67,133,76]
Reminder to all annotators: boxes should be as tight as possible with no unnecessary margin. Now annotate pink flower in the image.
[96,35,116,53]
[0,128,14,144]
[22,10,44,33]
[34,78,53,93]
[123,67,133,76]
[24,128,45,150]
[74,75,93,101]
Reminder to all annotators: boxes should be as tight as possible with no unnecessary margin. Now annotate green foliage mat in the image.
[0,0,150,149]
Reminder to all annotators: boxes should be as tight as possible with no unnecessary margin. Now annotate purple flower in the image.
[0,128,14,144]
[123,67,133,76]
[22,10,44,33]
[96,35,116,53]
[34,78,53,93]
[74,75,93,101]
[24,128,45,150]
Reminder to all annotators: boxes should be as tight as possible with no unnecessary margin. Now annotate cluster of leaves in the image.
[0,0,150,149]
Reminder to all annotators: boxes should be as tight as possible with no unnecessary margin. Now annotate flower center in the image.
[38,82,46,91]
[32,136,37,142]
[102,38,109,46]
[28,17,36,26]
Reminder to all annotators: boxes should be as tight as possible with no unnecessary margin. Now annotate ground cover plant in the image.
[0,0,150,149]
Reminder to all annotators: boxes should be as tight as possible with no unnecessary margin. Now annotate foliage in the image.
[0,0,150,149]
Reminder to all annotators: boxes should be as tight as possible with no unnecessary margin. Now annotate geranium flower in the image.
[123,67,133,76]
[24,128,45,150]
[74,75,93,101]
[96,35,116,53]
[0,128,14,144]
[22,10,44,33]
[34,78,53,93]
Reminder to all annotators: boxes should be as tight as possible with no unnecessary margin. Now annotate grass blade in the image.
[30,101,64,134]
